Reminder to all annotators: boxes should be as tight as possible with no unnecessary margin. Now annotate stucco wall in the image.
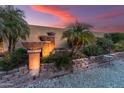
[21,25,67,48]
[3,25,67,51]
[2,25,104,52]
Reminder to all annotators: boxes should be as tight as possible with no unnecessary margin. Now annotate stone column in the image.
[47,32,56,53]
[42,41,51,58]
[28,49,41,76]
[47,32,55,45]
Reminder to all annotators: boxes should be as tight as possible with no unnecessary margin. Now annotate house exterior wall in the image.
[2,25,104,52]
[17,25,67,49]
[3,25,67,52]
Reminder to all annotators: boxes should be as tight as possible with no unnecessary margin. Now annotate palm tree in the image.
[0,5,30,52]
[63,21,96,55]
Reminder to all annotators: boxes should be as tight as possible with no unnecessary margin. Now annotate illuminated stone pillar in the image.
[22,42,43,77]
[28,49,41,76]
[47,32,55,44]
[47,32,56,53]
[42,41,51,58]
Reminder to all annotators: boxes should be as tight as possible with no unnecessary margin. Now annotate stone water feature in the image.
[22,42,43,76]
[39,32,55,57]
[22,32,56,76]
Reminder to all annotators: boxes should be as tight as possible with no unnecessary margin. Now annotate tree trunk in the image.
[71,45,81,56]
[8,38,12,52]
[12,40,16,51]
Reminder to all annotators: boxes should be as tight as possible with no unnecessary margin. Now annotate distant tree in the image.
[63,21,96,55]
[0,5,30,52]
[104,33,124,43]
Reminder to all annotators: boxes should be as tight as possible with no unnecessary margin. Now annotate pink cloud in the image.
[95,7,124,20]
[31,5,76,27]
[94,25,124,32]
[95,11,123,20]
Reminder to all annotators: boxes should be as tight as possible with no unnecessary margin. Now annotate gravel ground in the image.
[23,59,124,88]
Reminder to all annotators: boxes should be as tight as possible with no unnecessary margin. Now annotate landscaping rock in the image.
[10,75,19,81]
[0,80,6,83]
[2,74,13,81]
[0,71,6,76]
[14,72,21,76]
[8,69,19,74]
[0,82,14,88]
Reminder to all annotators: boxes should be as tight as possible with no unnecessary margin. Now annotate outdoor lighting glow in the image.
[22,33,55,76]
[28,49,41,76]
[42,41,55,58]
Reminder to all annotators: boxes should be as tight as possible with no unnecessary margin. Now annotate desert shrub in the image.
[96,37,113,53]
[112,43,124,52]
[14,48,28,65]
[42,52,72,70]
[104,33,124,43]
[0,48,28,71]
[72,50,85,59]
[0,52,18,71]
[82,44,104,57]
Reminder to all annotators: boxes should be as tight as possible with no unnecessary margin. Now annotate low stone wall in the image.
[40,55,112,72]
[72,52,124,72]
[72,58,89,71]
[72,57,102,71]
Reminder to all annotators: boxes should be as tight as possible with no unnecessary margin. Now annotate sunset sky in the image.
[16,5,124,32]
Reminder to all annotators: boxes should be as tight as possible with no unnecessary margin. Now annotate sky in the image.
[16,5,124,32]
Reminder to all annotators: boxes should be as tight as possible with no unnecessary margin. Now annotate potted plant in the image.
[39,35,48,41]
[47,32,55,36]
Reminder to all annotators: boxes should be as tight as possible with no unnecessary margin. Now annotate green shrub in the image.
[72,50,85,59]
[0,48,28,71]
[0,52,18,71]
[42,52,72,70]
[96,37,113,53]
[104,33,124,43]
[112,43,124,52]
[82,44,104,57]
[15,48,28,65]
